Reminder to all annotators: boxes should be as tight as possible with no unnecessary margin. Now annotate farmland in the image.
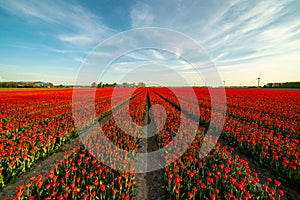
[0,88,299,200]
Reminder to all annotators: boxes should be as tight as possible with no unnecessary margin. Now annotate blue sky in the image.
[0,0,299,86]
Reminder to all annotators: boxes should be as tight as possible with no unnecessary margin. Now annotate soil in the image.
[133,135,166,200]
[133,90,165,200]
[133,135,148,200]
[145,136,165,200]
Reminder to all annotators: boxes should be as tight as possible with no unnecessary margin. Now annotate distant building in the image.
[34,81,47,87]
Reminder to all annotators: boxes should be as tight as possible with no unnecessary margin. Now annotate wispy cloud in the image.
[150,49,166,60]
[129,0,300,76]
[208,1,299,72]
[1,0,299,85]
[204,1,289,53]
[0,1,56,23]
[130,3,154,28]
[47,48,74,54]
[74,57,86,64]
[0,0,112,47]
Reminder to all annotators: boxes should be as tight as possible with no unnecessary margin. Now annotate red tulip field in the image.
[0,88,299,199]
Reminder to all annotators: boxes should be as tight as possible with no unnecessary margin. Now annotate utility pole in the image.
[223,80,225,87]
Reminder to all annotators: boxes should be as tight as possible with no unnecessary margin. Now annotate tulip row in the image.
[5,88,147,199]
[156,88,299,138]
[163,142,284,200]
[0,88,128,134]
[8,145,136,200]
[200,89,299,185]
[222,116,299,184]
[2,87,296,199]
[206,89,298,138]
[0,88,142,189]
[192,88,299,138]
[149,88,285,199]
[153,88,300,185]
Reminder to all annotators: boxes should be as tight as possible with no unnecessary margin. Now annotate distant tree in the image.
[122,82,128,88]
[47,82,54,88]
[91,82,97,88]
[26,82,35,88]
[138,82,146,88]
[130,82,136,88]
[97,81,103,88]
[263,82,300,88]
[0,82,17,88]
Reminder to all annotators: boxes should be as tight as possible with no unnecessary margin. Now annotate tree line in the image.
[0,81,54,88]
[263,82,300,88]
[91,82,146,88]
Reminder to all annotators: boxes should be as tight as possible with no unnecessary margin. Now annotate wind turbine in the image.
[256,75,261,87]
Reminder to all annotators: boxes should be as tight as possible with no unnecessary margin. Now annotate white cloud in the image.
[47,48,74,54]
[57,35,96,47]
[90,51,115,57]
[0,1,112,47]
[174,48,181,59]
[74,57,85,64]
[126,0,299,84]
[1,0,299,85]
[130,3,154,28]
[205,0,287,50]
[150,49,166,60]
[0,1,56,23]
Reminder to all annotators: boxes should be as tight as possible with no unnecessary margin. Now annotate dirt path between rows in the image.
[133,89,165,200]
[133,135,166,200]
